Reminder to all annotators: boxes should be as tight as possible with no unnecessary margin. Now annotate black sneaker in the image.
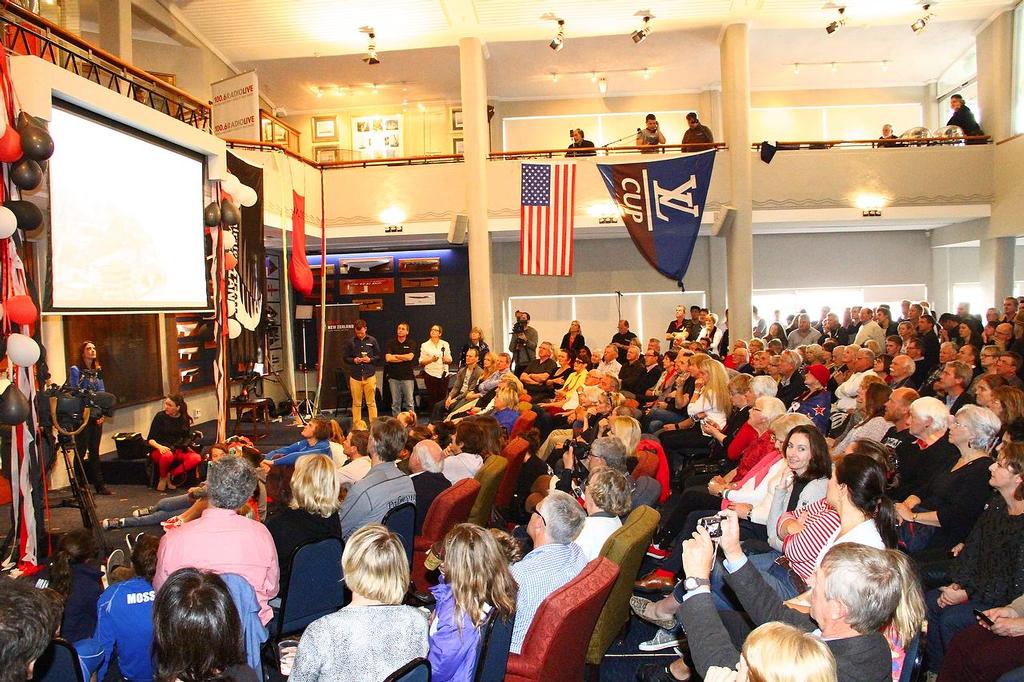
[105,549,126,578]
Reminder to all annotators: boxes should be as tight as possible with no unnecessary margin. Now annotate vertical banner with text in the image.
[316,304,361,409]
[211,71,260,140]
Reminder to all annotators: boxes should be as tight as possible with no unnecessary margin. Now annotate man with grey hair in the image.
[520,341,558,401]
[555,435,660,509]
[775,350,805,408]
[889,354,918,390]
[749,374,778,399]
[835,347,878,411]
[894,396,959,500]
[638,511,898,682]
[408,439,450,534]
[153,455,279,625]
[339,417,415,539]
[510,490,587,654]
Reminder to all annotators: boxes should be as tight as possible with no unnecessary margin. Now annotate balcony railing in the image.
[750,136,991,150]
[489,142,727,160]
[225,139,464,169]
[1,3,212,132]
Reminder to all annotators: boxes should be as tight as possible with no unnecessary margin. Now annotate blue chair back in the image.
[899,630,925,682]
[385,656,431,682]
[275,537,345,637]
[30,638,84,682]
[473,611,515,682]
[383,502,416,569]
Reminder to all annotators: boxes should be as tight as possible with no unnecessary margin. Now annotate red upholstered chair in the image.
[509,410,537,439]
[411,478,480,590]
[504,558,620,682]
[494,437,530,512]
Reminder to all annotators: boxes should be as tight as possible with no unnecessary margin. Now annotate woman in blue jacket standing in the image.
[429,524,518,681]
[69,341,111,495]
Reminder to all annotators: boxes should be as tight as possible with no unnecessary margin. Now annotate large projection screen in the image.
[45,102,210,313]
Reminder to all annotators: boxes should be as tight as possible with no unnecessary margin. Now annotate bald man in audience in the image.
[408,439,450,534]
[994,323,1015,352]
[881,387,919,453]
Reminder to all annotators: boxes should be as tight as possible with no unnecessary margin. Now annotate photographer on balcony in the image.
[508,310,538,375]
[68,341,111,496]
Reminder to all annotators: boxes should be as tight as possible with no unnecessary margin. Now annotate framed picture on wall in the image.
[450,107,463,131]
[452,138,464,155]
[315,146,340,163]
[352,115,403,160]
[312,115,338,142]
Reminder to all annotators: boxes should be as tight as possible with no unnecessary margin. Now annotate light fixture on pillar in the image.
[631,12,653,44]
[597,77,607,94]
[825,7,845,34]
[380,206,406,232]
[360,26,380,65]
[549,18,566,51]
[855,193,887,217]
[911,4,933,33]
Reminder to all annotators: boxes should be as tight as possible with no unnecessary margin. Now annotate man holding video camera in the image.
[508,310,538,375]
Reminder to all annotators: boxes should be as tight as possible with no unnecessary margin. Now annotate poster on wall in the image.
[352,114,403,160]
[226,152,266,367]
[265,254,284,374]
[211,71,260,140]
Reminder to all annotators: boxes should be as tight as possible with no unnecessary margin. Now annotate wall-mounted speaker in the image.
[448,213,468,245]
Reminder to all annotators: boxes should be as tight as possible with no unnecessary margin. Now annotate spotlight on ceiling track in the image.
[631,13,653,44]
[549,19,565,51]
[597,77,607,94]
[825,7,845,34]
[360,26,380,65]
[911,4,933,33]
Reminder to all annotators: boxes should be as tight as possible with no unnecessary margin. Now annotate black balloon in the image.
[4,200,42,231]
[220,201,240,226]
[10,158,41,190]
[19,125,53,161]
[204,202,221,227]
[0,382,30,425]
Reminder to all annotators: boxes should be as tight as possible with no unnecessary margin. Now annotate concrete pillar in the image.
[720,24,753,343]
[707,236,728,313]
[976,10,1014,141]
[980,236,1015,307]
[97,0,132,62]
[458,37,495,342]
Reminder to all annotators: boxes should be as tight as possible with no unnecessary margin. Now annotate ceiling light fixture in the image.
[371,83,379,94]
[881,60,889,71]
[590,72,597,83]
[631,13,653,44]
[549,19,566,51]
[597,77,607,94]
[911,4,933,33]
[551,73,560,83]
[825,7,845,34]
[642,68,651,79]
[312,86,322,98]
[793,63,800,74]
[360,26,380,65]
[830,62,837,72]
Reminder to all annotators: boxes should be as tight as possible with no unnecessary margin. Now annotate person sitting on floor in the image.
[146,393,202,491]
[261,417,333,468]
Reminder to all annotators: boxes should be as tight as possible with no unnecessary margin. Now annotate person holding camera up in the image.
[69,341,112,495]
[636,113,666,153]
[508,310,538,375]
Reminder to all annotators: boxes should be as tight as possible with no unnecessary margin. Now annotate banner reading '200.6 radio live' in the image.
[596,149,716,289]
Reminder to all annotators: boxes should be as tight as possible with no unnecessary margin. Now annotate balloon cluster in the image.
[204,173,257,340]
[0,113,50,239]
[203,172,256,229]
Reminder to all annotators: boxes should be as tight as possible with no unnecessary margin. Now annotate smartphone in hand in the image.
[974,608,995,626]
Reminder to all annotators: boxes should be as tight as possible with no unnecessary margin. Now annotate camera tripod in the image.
[50,403,107,555]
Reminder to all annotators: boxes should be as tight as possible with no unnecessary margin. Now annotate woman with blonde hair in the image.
[289,525,428,681]
[732,621,837,682]
[265,454,342,583]
[883,550,926,681]
[428,523,518,681]
[660,353,730,460]
[609,414,642,456]
[458,326,490,368]
[493,383,523,433]
[560,319,586,360]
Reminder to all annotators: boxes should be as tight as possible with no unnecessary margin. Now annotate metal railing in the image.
[750,136,991,150]
[225,139,464,170]
[489,142,726,160]
[1,3,212,132]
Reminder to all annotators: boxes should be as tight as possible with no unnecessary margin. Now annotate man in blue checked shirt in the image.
[509,490,587,654]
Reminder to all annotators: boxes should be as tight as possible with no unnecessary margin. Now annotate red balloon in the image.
[224,252,238,270]
[4,294,36,325]
[0,125,21,163]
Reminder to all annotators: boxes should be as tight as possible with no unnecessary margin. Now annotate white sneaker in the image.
[638,627,685,652]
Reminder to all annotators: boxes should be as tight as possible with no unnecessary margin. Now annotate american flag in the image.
[520,162,576,276]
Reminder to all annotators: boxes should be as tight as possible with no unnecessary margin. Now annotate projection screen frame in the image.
[43,98,213,315]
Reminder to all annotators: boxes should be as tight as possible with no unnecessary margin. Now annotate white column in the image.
[980,237,1015,307]
[976,10,1014,141]
[720,24,753,343]
[458,37,495,342]
[97,0,132,62]
[708,236,728,313]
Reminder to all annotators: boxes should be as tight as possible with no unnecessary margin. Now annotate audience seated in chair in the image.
[339,417,416,540]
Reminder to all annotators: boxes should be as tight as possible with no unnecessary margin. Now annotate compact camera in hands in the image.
[697,514,724,539]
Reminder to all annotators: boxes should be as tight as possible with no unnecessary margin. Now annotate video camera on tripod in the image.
[45,379,117,437]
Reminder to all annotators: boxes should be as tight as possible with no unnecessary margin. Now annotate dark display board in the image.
[296,248,471,369]
[63,314,164,406]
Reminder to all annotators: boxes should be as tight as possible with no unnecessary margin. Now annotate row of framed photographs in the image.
[311,107,465,143]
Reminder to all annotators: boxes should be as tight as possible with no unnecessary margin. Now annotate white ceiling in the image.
[156,0,1010,110]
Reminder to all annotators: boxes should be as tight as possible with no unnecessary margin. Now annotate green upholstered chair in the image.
[467,454,507,527]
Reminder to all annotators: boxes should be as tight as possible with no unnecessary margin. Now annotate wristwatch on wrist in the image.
[683,576,711,591]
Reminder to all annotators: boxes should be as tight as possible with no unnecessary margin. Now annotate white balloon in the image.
[227,318,242,339]
[6,333,39,366]
[0,207,16,239]
[221,230,236,250]
[238,185,258,207]
[221,173,241,196]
